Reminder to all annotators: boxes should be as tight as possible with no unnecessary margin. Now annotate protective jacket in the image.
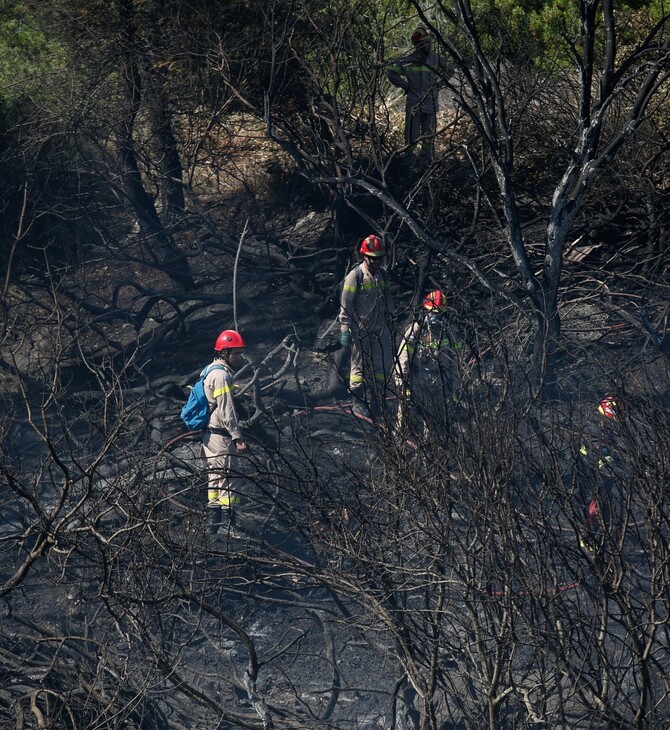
[387,49,445,114]
[203,359,242,439]
[339,262,395,393]
[398,322,463,378]
[396,318,463,395]
[201,358,243,513]
[339,264,394,337]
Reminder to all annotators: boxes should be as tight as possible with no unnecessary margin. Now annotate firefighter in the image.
[339,235,395,417]
[387,25,448,164]
[395,290,464,434]
[202,329,248,536]
[579,395,623,555]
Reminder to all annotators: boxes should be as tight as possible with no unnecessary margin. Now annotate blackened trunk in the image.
[145,0,185,220]
[117,0,192,291]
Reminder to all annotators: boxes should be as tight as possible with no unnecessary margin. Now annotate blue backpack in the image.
[180,364,225,431]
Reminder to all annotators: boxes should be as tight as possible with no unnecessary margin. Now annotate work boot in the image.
[207,506,222,536]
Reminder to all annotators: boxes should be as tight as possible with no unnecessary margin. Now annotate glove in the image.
[340,330,351,349]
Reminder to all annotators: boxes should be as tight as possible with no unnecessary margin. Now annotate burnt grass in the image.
[2,169,670,729]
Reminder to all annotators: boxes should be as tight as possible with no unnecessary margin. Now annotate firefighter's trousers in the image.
[350,329,394,404]
[201,431,242,509]
[405,109,436,160]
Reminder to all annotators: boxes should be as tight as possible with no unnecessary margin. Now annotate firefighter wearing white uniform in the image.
[387,26,448,163]
[339,235,395,416]
[202,329,247,536]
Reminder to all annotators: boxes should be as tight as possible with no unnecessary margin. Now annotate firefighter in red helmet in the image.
[202,329,247,536]
[598,394,620,420]
[387,25,450,165]
[339,235,395,417]
[578,394,624,555]
[395,290,463,434]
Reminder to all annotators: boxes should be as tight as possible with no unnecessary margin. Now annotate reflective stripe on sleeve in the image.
[359,279,389,291]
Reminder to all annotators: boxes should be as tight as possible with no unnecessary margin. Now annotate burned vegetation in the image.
[1,1,670,728]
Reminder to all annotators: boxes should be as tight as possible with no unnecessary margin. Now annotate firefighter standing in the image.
[339,235,395,417]
[395,290,463,433]
[579,395,624,554]
[202,329,248,536]
[387,25,448,164]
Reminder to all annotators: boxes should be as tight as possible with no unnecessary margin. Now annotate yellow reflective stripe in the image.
[359,280,389,291]
[218,495,241,506]
[350,374,364,384]
[374,371,386,381]
[407,65,431,72]
[422,339,463,351]
[598,456,614,470]
[388,64,403,73]
[580,445,588,456]
[212,384,231,398]
[343,284,358,293]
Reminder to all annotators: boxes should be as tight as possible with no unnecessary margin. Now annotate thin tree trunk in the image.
[145,0,185,220]
[116,0,192,290]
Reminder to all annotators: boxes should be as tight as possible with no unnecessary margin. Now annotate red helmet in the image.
[359,235,385,258]
[411,25,430,46]
[598,395,620,420]
[587,499,600,528]
[214,330,245,351]
[423,290,447,312]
